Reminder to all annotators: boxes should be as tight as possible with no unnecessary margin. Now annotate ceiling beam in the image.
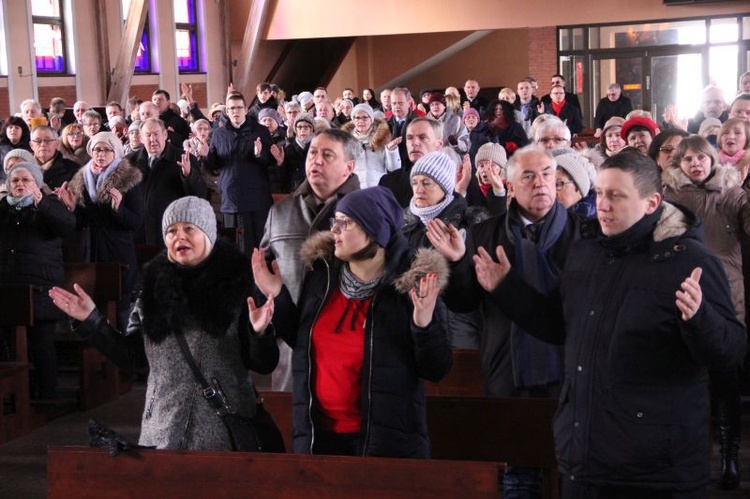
[107,0,149,105]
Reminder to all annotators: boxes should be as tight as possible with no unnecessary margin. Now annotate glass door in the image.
[592,56,643,121]
[648,53,702,125]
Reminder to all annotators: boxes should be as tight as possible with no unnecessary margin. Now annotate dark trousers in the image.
[223,209,269,254]
[312,430,361,457]
[28,320,58,399]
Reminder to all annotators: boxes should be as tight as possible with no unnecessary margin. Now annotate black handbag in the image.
[175,331,284,453]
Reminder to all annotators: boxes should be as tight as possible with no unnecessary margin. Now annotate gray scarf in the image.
[83,157,121,203]
[339,263,382,300]
[6,194,34,209]
[408,194,454,225]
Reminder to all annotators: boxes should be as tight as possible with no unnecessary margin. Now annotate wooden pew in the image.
[426,348,484,396]
[60,262,129,410]
[259,390,559,498]
[48,446,501,498]
[0,284,33,442]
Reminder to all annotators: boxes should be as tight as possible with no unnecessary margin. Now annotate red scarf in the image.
[551,100,566,116]
[479,182,491,196]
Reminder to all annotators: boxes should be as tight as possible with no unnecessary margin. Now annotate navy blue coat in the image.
[271,232,452,457]
[207,115,273,214]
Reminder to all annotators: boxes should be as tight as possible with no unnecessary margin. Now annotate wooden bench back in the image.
[0,284,34,362]
[48,446,501,498]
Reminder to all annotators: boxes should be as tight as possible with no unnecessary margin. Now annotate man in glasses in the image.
[260,128,360,392]
[593,83,633,138]
[30,126,79,190]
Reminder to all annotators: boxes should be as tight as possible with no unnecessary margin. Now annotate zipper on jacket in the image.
[307,259,332,453]
[361,293,376,456]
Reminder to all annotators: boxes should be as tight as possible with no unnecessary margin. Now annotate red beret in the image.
[620,116,659,139]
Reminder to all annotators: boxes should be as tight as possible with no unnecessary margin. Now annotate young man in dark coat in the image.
[151,89,191,146]
[206,91,274,253]
[448,149,746,497]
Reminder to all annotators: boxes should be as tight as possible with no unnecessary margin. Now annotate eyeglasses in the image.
[295,124,313,130]
[31,138,56,144]
[92,147,114,155]
[330,217,354,231]
[68,132,83,137]
[555,180,576,191]
[659,146,675,154]
[83,123,101,128]
[353,115,371,121]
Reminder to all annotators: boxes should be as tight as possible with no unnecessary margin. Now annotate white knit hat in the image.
[410,151,457,194]
[475,142,508,168]
[550,147,595,195]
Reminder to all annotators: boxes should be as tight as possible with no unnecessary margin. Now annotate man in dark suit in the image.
[386,87,419,166]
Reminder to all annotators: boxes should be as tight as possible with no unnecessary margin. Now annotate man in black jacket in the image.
[152,89,191,146]
[205,91,274,253]
[126,118,206,245]
[593,83,632,137]
[457,150,746,497]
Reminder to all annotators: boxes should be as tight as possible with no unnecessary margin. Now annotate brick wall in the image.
[38,85,77,109]
[528,27,558,82]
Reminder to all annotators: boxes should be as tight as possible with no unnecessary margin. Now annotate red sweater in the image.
[311,286,371,433]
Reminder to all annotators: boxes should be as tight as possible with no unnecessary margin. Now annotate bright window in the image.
[174,0,199,72]
[31,0,66,73]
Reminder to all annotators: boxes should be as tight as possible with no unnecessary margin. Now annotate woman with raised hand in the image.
[250,187,452,457]
[50,196,279,450]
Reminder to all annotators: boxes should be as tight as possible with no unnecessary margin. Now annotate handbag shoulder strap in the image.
[174,331,228,413]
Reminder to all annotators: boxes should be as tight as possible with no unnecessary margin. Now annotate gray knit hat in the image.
[258,108,282,125]
[86,131,124,159]
[128,120,142,133]
[550,148,594,195]
[475,142,508,168]
[294,113,315,129]
[410,151,456,194]
[6,161,43,191]
[297,91,314,108]
[351,103,374,121]
[3,149,36,173]
[161,196,217,246]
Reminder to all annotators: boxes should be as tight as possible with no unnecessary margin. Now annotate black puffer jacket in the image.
[0,195,75,320]
[495,203,746,490]
[271,232,452,457]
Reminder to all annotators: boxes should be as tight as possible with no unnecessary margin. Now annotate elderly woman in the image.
[402,151,486,348]
[251,186,452,457]
[0,116,32,168]
[0,162,75,397]
[662,135,750,490]
[59,123,90,166]
[50,196,279,450]
[549,147,597,218]
[333,98,354,127]
[427,93,470,155]
[341,104,401,188]
[1,149,36,199]
[123,120,143,156]
[647,128,689,172]
[596,117,627,158]
[621,116,659,155]
[534,116,571,150]
[58,132,144,329]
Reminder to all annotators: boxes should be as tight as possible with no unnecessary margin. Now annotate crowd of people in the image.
[1,69,750,498]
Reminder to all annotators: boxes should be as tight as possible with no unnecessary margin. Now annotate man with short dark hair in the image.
[152,89,191,145]
[467,149,746,497]
[541,74,581,111]
[260,128,360,390]
[81,110,103,138]
[728,93,750,122]
[593,83,632,138]
[249,82,278,119]
[206,91,274,253]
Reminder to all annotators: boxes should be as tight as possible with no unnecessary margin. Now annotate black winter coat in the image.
[443,201,585,396]
[41,151,80,190]
[207,116,274,213]
[0,195,75,320]
[270,232,452,457]
[68,159,144,293]
[495,204,746,490]
[126,143,207,245]
[159,108,191,146]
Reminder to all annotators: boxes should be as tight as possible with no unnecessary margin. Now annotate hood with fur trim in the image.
[341,118,393,151]
[653,201,695,242]
[662,162,740,194]
[68,157,142,207]
[299,230,449,293]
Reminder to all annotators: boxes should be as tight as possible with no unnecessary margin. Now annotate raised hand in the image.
[426,219,466,262]
[56,181,76,211]
[181,82,194,103]
[487,163,506,193]
[386,136,402,151]
[109,188,122,211]
[676,267,703,321]
[270,144,284,165]
[455,154,471,197]
[254,137,262,157]
[473,245,511,292]
[248,295,275,333]
[177,151,192,177]
[49,283,96,322]
[30,181,43,205]
[251,248,282,297]
[409,272,440,327]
